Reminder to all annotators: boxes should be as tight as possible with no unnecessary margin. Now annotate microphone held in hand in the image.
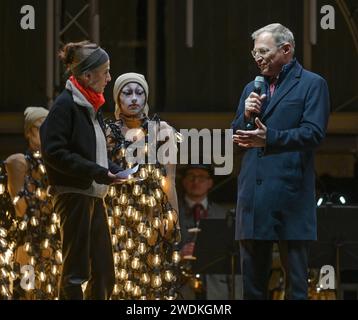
[245,76,265,130]
[254,76,265,95]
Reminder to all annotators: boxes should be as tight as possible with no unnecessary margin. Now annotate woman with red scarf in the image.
[40,41,122,300]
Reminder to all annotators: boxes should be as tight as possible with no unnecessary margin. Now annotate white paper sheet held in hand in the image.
[115,164,139,179]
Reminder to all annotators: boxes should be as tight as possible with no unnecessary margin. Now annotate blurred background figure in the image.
[4,106,62,300]
[178,164,242,300]
[5,106,48,207]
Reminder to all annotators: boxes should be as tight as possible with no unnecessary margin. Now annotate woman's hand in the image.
[108,171,126,184]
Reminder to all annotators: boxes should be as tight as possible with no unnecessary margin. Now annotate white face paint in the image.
[119,83,146,116]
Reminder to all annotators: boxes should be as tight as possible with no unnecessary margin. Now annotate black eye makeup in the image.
[121,89,144,96]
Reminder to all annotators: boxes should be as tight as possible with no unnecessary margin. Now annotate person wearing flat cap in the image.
[105,72,181,299]
[40,41,122,300]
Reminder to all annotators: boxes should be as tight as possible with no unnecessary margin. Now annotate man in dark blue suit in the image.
[231,23,330,299]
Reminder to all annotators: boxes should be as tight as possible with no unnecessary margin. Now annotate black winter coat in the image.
[40,89,119,189]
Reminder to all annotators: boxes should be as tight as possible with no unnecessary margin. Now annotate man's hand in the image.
[244,92,266,120]
[233,118,267,148]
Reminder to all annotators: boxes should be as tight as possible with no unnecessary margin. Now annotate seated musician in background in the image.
[178,164,242,300]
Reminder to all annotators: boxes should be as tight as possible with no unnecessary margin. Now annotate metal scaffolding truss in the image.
[46,0,100,106]
[45,0,157,109]
[303,0,358,112]
[58,0,100,45]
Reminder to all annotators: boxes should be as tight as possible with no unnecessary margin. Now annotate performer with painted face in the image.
[105,72,181,300]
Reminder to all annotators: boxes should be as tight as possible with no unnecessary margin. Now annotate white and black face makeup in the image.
[119,83,146,116]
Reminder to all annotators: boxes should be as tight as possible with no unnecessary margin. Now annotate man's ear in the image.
[282,44,291,54]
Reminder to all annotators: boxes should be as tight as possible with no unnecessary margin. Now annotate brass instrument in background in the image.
[269,244,337,300]
[308,269,337,300]
[177,255,206,300]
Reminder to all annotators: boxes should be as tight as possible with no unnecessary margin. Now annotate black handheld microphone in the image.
[245,76,265,130]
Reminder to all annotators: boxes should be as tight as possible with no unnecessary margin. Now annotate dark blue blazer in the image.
[231,61,330,240]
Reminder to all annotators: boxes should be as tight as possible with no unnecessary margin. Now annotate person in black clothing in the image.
[40,41,123,300]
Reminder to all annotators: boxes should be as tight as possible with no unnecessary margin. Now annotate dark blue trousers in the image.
[239,240,309,300]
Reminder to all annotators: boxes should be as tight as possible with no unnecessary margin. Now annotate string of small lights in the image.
[0,152,62,299]
[0,162,16,299]
[105,116,182,300]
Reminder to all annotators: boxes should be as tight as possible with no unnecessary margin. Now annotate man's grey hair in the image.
[251,23,295,55]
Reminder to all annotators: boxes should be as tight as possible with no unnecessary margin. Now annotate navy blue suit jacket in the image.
[231,61,330,240]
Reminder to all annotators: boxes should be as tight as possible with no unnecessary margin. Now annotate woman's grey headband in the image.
[72,47,109,76]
